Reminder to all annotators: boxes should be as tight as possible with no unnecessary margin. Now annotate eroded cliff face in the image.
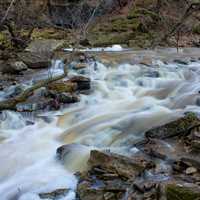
[0,0,200,48]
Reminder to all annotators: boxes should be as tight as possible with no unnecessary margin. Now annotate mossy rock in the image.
[145,112,200,139]
[31,28,69,40]
[0,32,12,49]
[166,184,200,200]
[128,8,161,21]
[91,16,141,34]
[48,81,77,93]
[109,18,141,32]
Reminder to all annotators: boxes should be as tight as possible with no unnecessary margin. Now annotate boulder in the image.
[184,124,200,152]
[88,150,145,179]
[43,90,80,104]
[47,81,77,93]
[0,60,27,74]
[173,59,189,65]
[145,112,200,139]
[70,76,91,91]
[56,93,79,104]
[18,52,52,69]
[172,157,200,176]
[47,76,91,94]
[26,39,65,52]
[165,183,200,200]
[77,179,127,200]
[77,150,154,200]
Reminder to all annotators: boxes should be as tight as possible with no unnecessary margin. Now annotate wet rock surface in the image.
[47,76,91,95]
[76,112,200,200]
[26,39,66,53]
[145,112,200,139]
[0,51,92,112]
[39,188,69,199]
[165,182,200,200]
[0,60,28,74]
[88,150,146,179]
[18,52,52,69]
[16,76,90,112]
[76,150,151,200]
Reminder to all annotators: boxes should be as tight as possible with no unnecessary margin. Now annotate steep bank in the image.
[0,0,200,49]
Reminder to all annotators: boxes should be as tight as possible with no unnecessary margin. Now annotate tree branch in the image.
[151,2,200,48]
[0,0,17,27]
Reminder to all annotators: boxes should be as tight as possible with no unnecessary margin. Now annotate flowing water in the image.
[0,49,200,200]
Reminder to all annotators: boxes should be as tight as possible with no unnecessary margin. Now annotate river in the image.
[0,48,200,200]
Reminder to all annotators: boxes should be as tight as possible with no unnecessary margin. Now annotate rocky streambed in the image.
[74,112,200,200]
[0,48,200,200]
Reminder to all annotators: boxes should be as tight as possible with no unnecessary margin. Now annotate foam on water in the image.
[0,54,200,199]
[64,45,124,52]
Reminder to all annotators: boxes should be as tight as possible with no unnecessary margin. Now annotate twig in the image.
[151,2,200,48]
[0,0,17,27]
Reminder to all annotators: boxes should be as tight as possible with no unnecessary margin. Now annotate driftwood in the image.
[0,73,67,111]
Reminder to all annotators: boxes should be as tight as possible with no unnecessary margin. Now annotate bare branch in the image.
[0,0,17,27]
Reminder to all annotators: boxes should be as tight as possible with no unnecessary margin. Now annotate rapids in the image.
[0,49,200,199]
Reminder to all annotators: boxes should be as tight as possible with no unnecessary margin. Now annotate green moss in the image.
[31,28,68,40]
[91,16,141,34]
[128,8,161,21]
[166,112,199,135]
[87,4,162,48]
[166,184,200,200]
[109,18,140,32]
[0,32,12,49]
[192,24,200,34]
[146,112,200,139]
[48,82,77,93]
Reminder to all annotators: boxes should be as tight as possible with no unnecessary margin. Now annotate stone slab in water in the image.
[145,112,200,139]
[88,150,145,179]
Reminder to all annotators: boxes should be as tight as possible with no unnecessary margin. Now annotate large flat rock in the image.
[26,39,65,53]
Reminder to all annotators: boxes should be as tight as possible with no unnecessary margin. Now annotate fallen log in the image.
[0,73,67,111]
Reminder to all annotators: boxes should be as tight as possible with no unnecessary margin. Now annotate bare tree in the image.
[0,0,17,27]
[150,1,200,48]
[65,0,103,48]
[0,0,44,50]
